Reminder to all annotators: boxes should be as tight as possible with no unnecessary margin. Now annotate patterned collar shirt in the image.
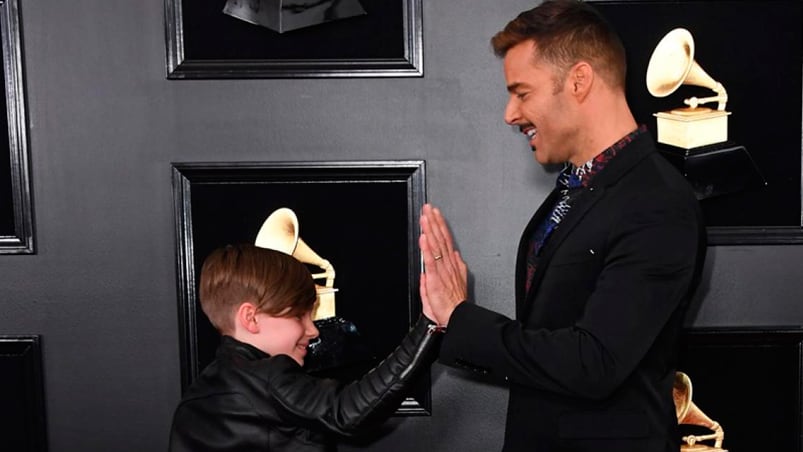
[524,125,649,294]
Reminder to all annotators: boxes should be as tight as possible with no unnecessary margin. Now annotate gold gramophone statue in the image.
[646,28,765,199]
[647,28,730,149]
[674,372,727,451]
[254,207,337,320]
[255,207,374,374]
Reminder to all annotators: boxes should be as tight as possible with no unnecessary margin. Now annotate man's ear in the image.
[568,61,593,101]
[236,302,260,334]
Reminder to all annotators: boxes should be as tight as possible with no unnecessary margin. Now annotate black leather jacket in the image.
[169,315,441,451]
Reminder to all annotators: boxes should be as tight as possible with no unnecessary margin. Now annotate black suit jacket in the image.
[440,132,706,452]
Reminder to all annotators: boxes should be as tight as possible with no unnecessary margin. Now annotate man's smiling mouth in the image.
[519,126,537,152]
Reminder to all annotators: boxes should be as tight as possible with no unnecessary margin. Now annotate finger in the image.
[422,217,449,269]
[443,251,467,299]
[419,231,441,269]
[455,251,469,293]
[422,206,465,293]
[420,273,438,322]
[421,204,442,251]
[428,246,463,296]
[418,231,430,264]
[425,207,450,256]
[432,250,467,302]
[455,251,468,280]
[421,231,454,293]
[419,272,429,304]
[425,212,461,276]
[420,218,445,263]
[430,207,456,255]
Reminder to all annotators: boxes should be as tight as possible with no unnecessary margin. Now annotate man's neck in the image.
[569,94,637,167]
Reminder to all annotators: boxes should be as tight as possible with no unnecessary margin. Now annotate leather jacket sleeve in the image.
[267,314,441,437]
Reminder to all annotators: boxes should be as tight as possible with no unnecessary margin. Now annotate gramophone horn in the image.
[254,207,299,255]
[255,207,337,319]
[674,371,693,421]
[673,371,726,450]
[646,28,721,97]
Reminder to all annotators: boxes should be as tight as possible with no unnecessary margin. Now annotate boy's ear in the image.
[236,302,260,334]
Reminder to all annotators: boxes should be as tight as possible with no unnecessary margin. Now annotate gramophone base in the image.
[312,295,335,320]
[655,110,730,149]
[681,445,728,452]
[658,142,766,200]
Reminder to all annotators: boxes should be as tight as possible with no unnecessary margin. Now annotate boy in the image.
[169,244,442,451]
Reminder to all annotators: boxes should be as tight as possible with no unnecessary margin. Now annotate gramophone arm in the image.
[683,82,728,111]
[310,259,335,288]
[682,420,725,449]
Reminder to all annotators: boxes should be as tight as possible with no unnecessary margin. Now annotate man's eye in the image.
[516,92,528,100]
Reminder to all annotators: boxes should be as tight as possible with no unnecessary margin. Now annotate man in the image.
[419,1,707,451]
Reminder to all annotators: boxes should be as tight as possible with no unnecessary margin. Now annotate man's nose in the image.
[504,97,521,125]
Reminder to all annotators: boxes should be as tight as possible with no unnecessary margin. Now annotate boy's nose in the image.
[306,318,319,339]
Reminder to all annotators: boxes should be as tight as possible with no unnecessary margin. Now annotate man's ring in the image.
[434,255,443,261]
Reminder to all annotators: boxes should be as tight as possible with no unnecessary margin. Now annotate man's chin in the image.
[533,151,563,170]
[532,148,549,165]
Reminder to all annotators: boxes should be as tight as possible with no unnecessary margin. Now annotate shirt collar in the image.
[557,125,648,190]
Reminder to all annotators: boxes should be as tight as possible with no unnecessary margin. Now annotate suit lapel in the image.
[516,131,658,321]
[515,189,560,319]
[519,186,605,319]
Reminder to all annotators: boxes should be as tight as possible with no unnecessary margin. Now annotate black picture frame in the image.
[0,335,47,452]
[165,0,423,79]
[594,0,803,245]
[678,327,803,451]
[171,160,431,415]
[1,0,33,254]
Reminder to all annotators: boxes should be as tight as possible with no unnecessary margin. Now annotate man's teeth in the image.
[526,128,537,138]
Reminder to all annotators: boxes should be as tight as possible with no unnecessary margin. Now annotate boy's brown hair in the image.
[199,244,317,334]
[490,0,627,92]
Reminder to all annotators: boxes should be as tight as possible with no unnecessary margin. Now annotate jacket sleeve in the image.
[439,188,703,399]
[267,314,441,436]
